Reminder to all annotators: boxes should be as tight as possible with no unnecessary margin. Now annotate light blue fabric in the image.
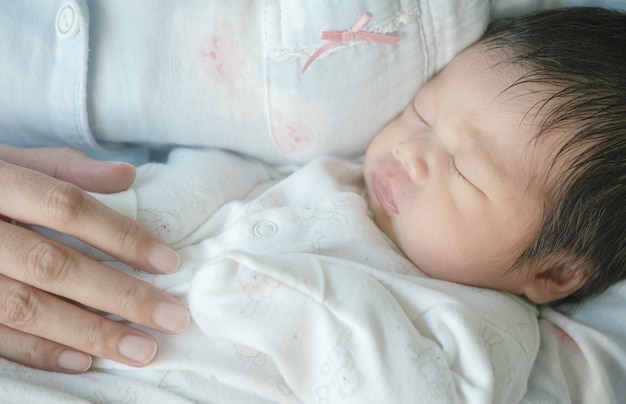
[0,0,491,164]
[0,0,146,163]
[1,1,622,165]
[85,0,489,164]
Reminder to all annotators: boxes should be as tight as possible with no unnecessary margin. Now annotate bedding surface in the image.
[522,284,626,403]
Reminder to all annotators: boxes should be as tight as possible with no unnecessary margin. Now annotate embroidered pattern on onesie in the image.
[198,20,245,98]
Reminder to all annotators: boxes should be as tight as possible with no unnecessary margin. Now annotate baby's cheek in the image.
[405,233,481,284]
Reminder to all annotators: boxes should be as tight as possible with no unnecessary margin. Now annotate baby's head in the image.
[364,7,626,304]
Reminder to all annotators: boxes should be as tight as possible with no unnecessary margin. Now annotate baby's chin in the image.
[372,210,404,250]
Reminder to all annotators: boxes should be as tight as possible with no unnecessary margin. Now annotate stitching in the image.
[414,1,430,83]
[264,1,278,154]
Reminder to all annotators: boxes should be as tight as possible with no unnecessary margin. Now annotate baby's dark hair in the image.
[481,7,626,304]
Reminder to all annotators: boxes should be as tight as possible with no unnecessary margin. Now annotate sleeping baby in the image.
[2,6,625,404]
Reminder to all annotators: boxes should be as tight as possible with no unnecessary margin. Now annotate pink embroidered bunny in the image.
[271,108,313,155]
[199,21,244,97]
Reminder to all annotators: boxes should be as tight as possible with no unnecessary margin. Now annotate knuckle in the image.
[21,338,51,367]
[24,242,75,285]
[56,147,81,159]
[42,182,88,227]
[0,284,39,329]
[114,219,142,256]
[116,283,141,312]
[79,316,108,354]
[112,281,153,324]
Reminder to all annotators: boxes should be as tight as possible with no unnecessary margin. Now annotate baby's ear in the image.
[521,253,588,304]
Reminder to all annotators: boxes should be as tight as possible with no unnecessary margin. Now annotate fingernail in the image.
[101,161,136,174]
[118,335,158,365]
[148,242,179,274]
[108,161,134,168]
[153,301,190,333]
[58,350,92,372]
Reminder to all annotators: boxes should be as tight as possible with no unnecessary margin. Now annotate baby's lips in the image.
[371,174,399,215]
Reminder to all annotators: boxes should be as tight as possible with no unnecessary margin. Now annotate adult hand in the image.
[0,145,188,373]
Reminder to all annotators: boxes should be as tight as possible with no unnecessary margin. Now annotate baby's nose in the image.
[392,141,429,184]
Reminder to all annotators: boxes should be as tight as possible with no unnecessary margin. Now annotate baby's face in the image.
[364,44,562,295]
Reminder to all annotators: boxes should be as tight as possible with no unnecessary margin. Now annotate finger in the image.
[0,162,178,274]
[0,323,92,373]
[0,223,189,336]
[0,144,136,193]
[0,276,160,368]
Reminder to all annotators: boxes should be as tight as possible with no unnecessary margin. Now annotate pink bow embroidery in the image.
[301,13,401,73]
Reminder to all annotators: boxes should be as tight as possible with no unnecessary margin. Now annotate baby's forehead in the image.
[451,45,568,194]
[437,44,547,113]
